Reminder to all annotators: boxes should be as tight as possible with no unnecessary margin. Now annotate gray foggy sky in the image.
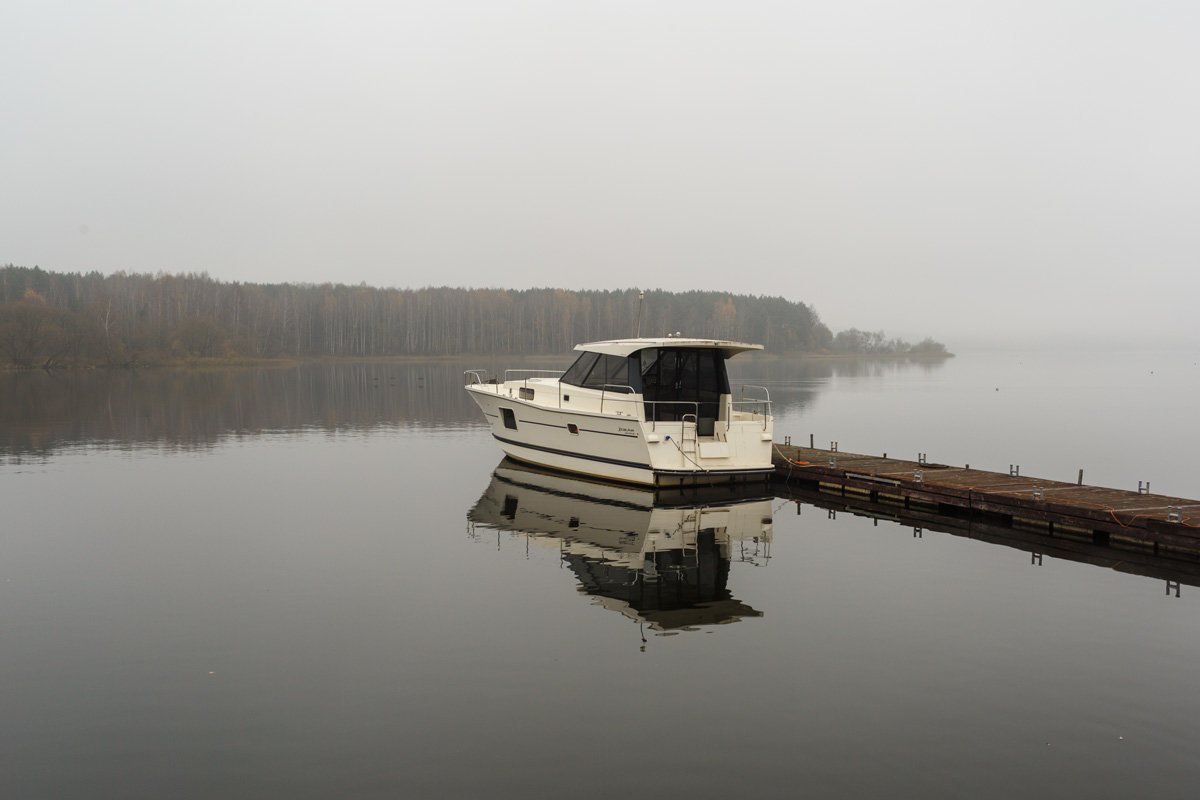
[4,1,1198,347]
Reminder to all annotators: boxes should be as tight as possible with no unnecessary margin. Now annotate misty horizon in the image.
[5,2,1198,349]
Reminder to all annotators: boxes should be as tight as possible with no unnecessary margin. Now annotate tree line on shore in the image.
[1,357,948,459]
[0,265,949,368]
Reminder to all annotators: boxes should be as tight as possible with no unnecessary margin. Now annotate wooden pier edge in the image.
[771,443,1200,558]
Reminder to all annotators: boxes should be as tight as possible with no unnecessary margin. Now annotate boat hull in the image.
[467,386,773,487]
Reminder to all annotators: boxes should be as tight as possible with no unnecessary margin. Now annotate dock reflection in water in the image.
[468,459,773,634]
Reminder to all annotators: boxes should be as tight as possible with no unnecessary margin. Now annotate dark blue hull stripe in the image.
[517,418,638,438]
[494,434,651,472]
[492,434,775,477]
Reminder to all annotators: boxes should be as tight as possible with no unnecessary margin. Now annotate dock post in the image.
[1078,469,1084,485]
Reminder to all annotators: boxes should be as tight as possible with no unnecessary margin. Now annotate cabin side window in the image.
[560,352,600,388]
[608,355,630,387]
[562,352,634,390]
[581,354,630,390]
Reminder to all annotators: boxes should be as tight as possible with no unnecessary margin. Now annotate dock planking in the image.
[772,444,1200,557]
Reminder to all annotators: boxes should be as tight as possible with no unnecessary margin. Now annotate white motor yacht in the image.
[465,337,774,486]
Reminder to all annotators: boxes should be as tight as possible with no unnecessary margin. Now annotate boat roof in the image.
[575,338,764,358]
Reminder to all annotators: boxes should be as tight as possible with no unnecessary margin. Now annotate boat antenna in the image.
[635,291,644,337]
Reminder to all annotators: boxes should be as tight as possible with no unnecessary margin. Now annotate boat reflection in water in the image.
[468,459,773,636]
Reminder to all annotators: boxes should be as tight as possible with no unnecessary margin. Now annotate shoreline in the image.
[1,351,955,372]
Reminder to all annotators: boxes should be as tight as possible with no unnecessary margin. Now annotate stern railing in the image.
[732,385,772,430]
[642,401,702,442]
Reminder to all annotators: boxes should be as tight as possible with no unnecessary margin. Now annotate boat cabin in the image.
[559,338,761,436]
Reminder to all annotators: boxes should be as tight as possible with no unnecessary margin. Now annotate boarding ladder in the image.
[681,413,699,454]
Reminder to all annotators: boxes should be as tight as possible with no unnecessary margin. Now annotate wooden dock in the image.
[773,480,1200,592]
[772,444,1200,558]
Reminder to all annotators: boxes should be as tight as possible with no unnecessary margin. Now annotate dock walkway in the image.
[772,444,1200,557]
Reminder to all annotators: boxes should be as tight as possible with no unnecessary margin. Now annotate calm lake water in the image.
[3,349,1199,798]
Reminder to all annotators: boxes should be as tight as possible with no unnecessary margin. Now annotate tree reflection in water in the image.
[1,355,947,461]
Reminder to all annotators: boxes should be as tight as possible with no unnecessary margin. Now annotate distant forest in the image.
[0,265,948,368]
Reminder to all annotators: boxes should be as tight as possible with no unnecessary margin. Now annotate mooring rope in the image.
[666,435,708,473]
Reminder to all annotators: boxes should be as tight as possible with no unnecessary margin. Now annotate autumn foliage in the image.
[0,265,945,367]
